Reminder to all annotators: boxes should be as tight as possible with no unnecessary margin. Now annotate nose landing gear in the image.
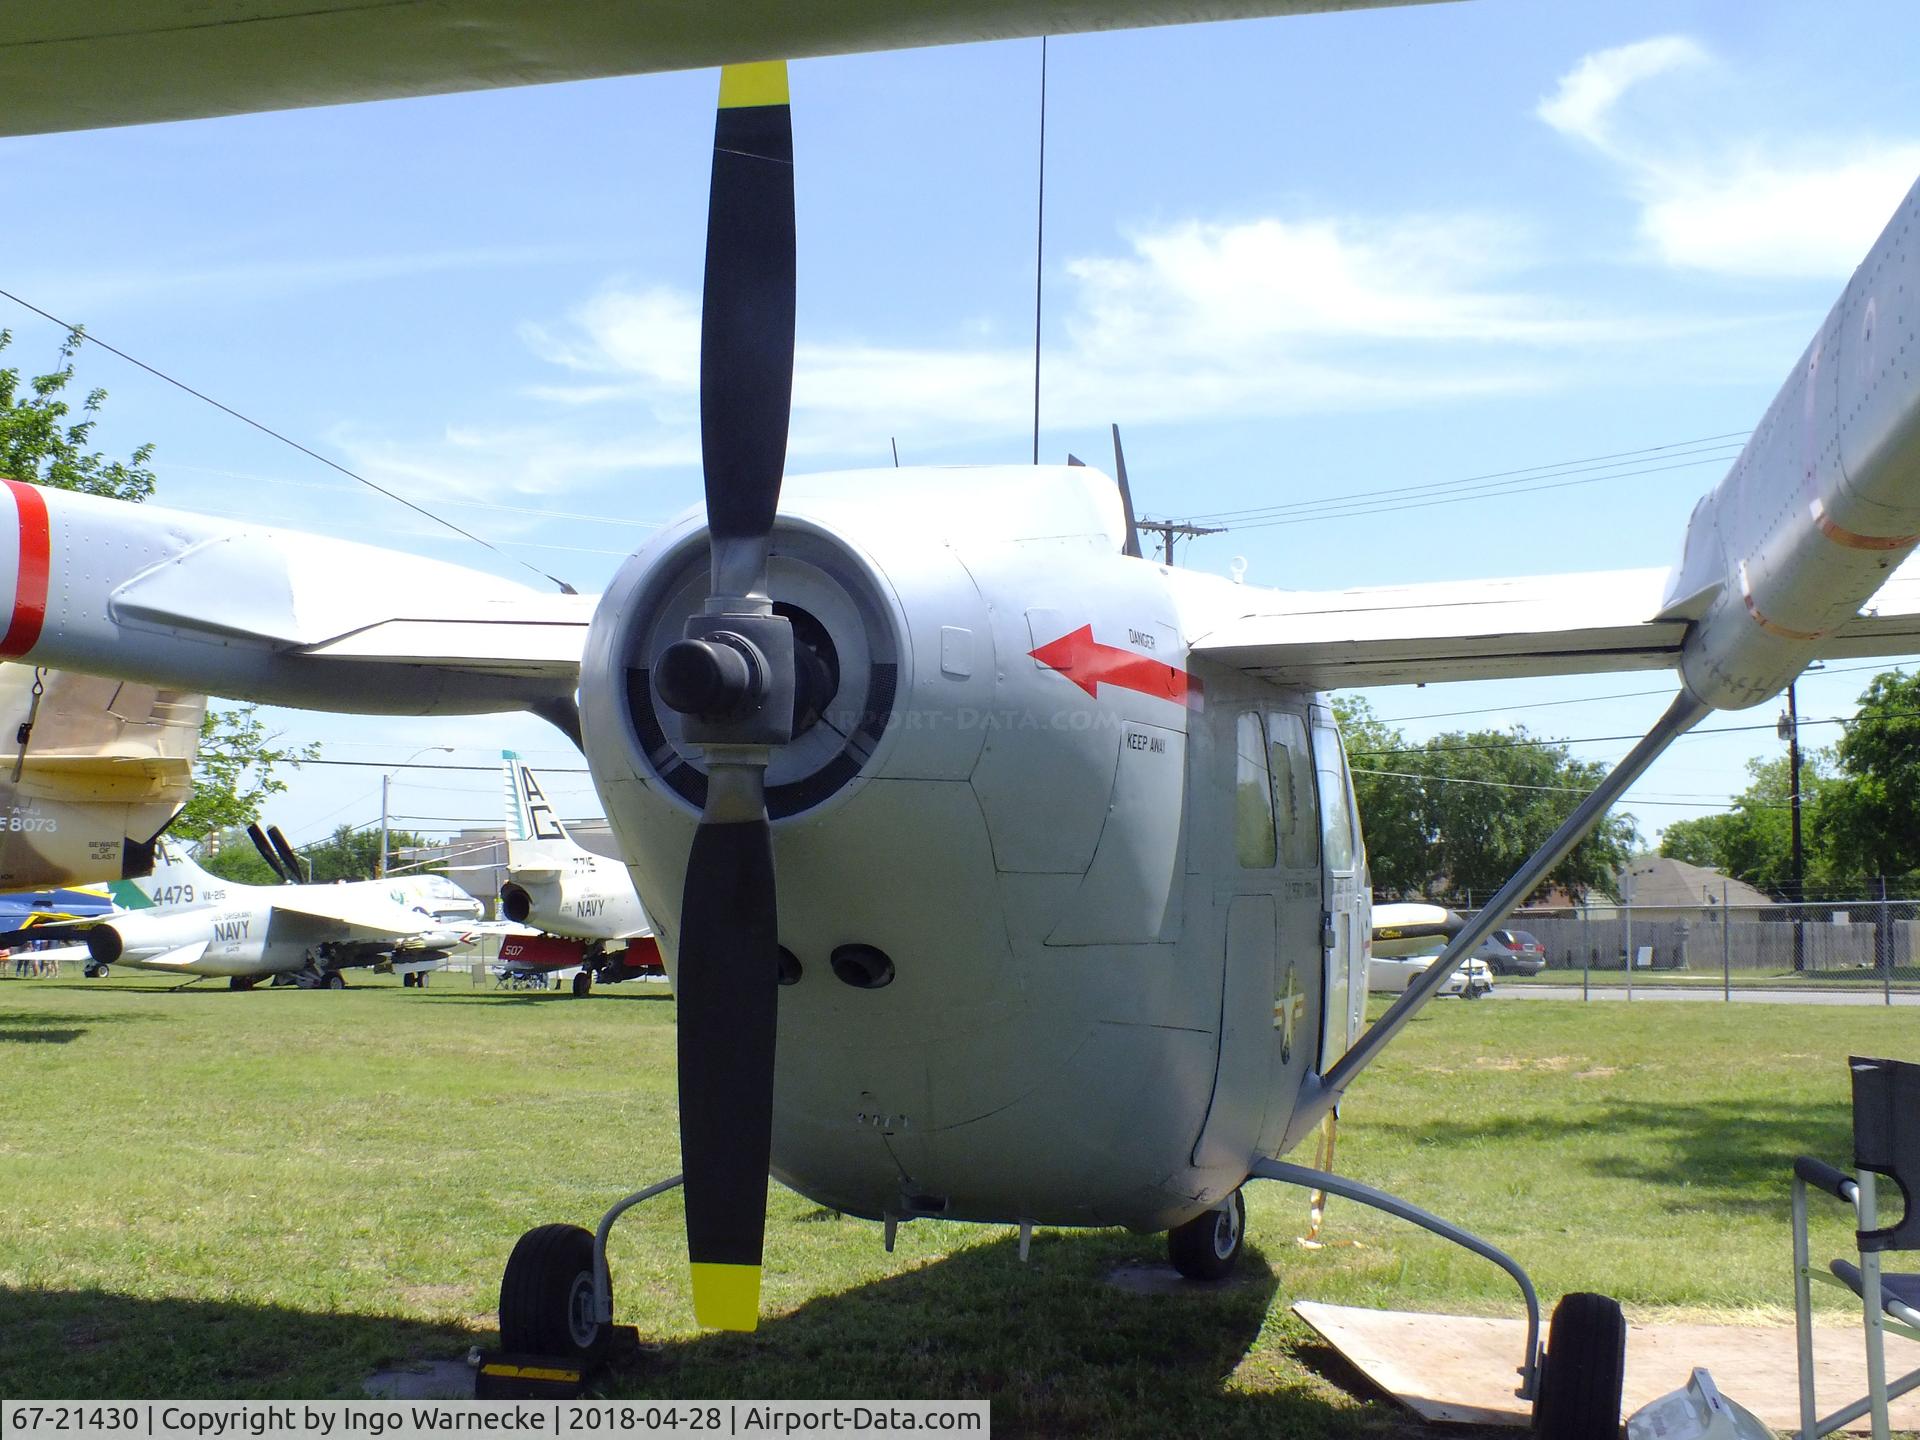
[1168,1190,1246,1281]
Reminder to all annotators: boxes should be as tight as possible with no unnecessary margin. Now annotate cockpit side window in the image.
[1234,711,1277,869]
[1311,720,1357,874]
[1267,709,1318,871]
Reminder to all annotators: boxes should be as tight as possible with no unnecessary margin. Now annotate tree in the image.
[1813,670,1920,878]
[1660,751,1837,892]
[1336,699,1639,905]
[0,327,157,500]
[0,329,323,848]
[1657,811,1738,870]
[1333,697,1429,895]
[202,823,435,885]
[173,706,319,845]
[302,824,434,883]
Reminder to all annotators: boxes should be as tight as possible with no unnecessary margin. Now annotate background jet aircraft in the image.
[80,841,460,989]
[491,751,660,996]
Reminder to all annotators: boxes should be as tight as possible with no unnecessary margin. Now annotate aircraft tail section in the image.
[108,840,227,911]
[503,750,577,872]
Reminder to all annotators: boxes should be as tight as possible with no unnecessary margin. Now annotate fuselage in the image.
[580,466,1371,1235]
[88,849,452,978]
[499,849,651,943]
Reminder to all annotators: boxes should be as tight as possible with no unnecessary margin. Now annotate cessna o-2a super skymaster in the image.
[9,1,1920,1428]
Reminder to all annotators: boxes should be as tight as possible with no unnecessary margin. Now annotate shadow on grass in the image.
[605,1232,1450,1439]
[0,1007,159,1042]
[0,1286,475,1399]
[412,989,673,1007]
[2,1234,1475,1438]
[1371,1094,1852,1216]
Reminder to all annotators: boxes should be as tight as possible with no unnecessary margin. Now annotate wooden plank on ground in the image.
[1292,1302,1920,1430]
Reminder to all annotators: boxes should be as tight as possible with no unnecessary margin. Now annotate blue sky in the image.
[4,0,1918,865]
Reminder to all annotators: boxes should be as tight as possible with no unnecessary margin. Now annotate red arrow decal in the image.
[1029,624,1190,704]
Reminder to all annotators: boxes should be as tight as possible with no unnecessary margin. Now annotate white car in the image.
[1368,951,1494,999]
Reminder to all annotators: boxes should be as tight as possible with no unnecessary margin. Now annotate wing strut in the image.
[1310,690,1710,1114]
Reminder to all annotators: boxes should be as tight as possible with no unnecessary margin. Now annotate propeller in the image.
[266,825,308,884]
[651,59,798,1334]
[246,823,288,883]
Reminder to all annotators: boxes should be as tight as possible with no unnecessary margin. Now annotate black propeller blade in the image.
[266,826,308,884]
[654,59,798,1334]
[246,823,288,883]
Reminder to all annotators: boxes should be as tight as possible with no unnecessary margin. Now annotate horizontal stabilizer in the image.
[139,940,211,970]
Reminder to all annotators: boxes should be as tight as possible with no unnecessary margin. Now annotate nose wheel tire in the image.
[1531,1291,1626,1440]
[1168,1189,1246,1281]
[500,1223,609,1361]
[323,972,346,990]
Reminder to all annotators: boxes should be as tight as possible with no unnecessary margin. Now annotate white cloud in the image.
[1537,36,1710,154]
[1641,149,1920,277]
[477,210,1653,483]
[1540,37,1920,279]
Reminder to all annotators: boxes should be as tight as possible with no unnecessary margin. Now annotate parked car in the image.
[1480,928,1547,976]
[1368,951,1495,998]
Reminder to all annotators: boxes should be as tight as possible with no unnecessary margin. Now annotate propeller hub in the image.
[656,633,765,720]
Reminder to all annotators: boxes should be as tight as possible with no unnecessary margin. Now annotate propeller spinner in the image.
[654,59,798,1334]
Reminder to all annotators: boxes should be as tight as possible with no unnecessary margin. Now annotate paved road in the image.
[1491,983,1919,1006]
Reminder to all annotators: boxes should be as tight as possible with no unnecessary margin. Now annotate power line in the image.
[1349,765,1770,808]
[1185,430,1751,527]
[1371,660,1915,725]
[1226,453,1739,531]
[0,287,577,593]
[1348,708,1920,760]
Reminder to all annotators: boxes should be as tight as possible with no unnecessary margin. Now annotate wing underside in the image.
[1194,564,1920,690]
[0,2,1449,137]
[268,893,433,944]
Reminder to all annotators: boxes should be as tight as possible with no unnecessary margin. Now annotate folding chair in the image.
[1793,1055,1920,1440]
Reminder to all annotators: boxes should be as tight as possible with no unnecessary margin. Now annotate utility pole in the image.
[380,745,454,880]
[1135,517,1225,566]
[1779,681,1805,971]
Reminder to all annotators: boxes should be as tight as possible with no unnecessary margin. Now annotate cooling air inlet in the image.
[613,524,902,821]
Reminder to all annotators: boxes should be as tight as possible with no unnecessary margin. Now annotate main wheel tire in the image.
[499,1223,608,1360]
[402,973,416,988]
[571,971,592,998]
[1532,1291,1626,1440]
[228,977,255,991]
[1168,1189,1246,1281]
[323,972,346,990]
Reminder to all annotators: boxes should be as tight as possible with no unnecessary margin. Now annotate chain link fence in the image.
[1471,895,1920,1000]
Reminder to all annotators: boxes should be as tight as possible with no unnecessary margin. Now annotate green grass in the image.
[0,971,1906,1432]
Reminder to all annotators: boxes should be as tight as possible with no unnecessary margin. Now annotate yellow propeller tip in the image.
[690,1262,763,1331]
[718,61,789,111]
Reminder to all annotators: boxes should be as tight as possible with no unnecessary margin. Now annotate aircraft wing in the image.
[268,891,436,944]
[10,484,590,717]
[0,2,1449,138]
[1191,563,1920,690]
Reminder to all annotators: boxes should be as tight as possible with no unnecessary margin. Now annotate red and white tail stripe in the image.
[0,481,50,660]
